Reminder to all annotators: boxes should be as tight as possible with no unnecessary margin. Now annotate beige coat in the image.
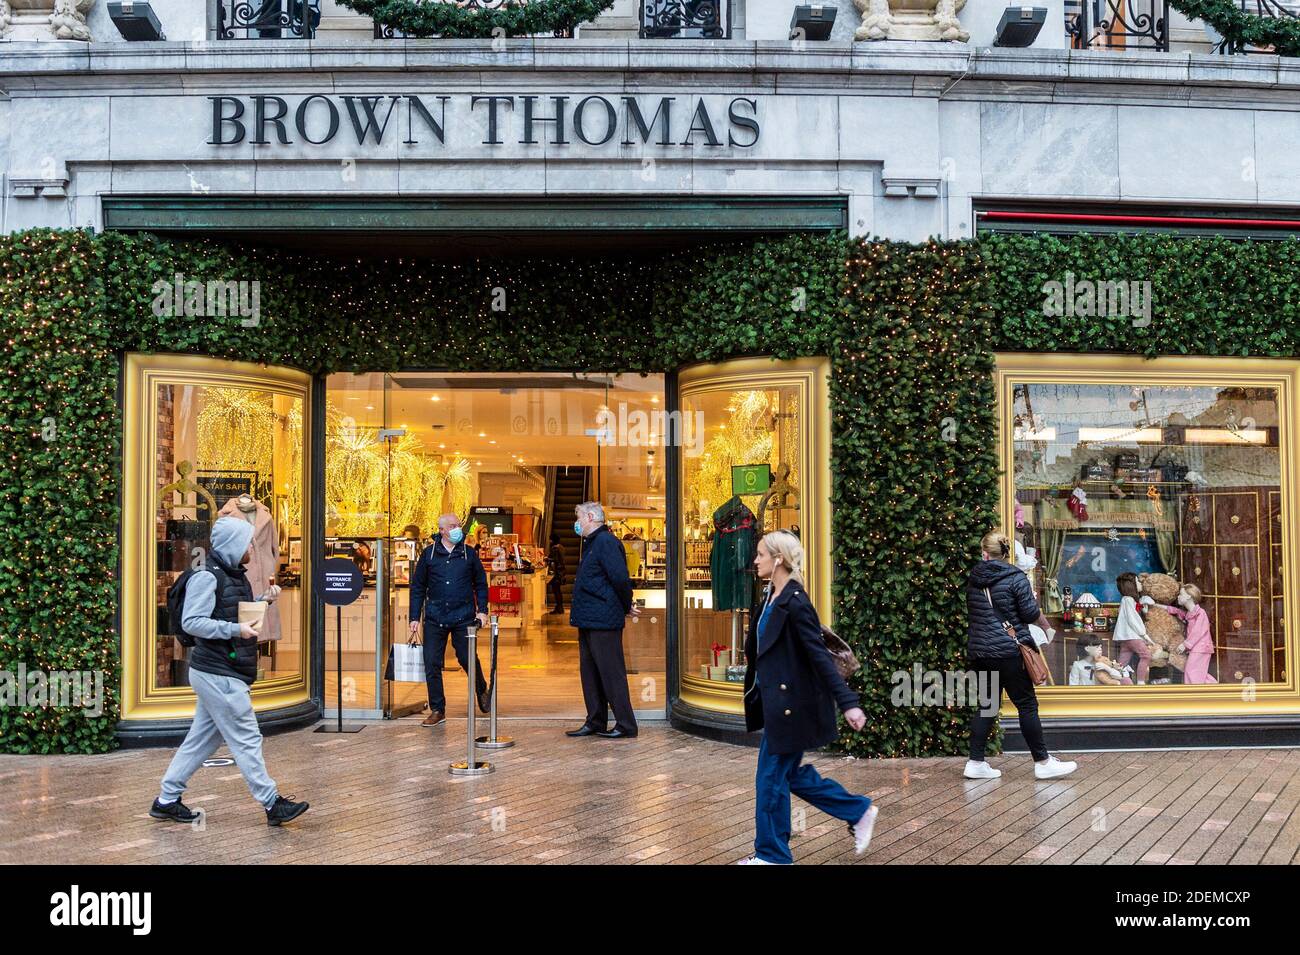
[218,496,282,641]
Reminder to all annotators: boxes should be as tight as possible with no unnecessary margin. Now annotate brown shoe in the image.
[422,711,445,727]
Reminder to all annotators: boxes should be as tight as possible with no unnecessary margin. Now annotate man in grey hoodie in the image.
[150,516,309,827]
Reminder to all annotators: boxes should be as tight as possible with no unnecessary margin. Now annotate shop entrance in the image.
[322,372,667,721]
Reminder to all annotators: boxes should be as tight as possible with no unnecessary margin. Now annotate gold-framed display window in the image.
[996,353,1300,717]
[677,357,831,715]
[122,354,312,722]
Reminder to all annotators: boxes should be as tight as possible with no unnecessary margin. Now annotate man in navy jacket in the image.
[566,501,639,739]
[409,513,490,726]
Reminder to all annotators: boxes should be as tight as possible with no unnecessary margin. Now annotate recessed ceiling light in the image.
[489,440,496,445]
[365,405,374,411]
[430,395,441,402]
[475,460,482,466]
[478,432,487,438]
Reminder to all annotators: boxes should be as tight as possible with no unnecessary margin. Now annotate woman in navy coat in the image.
[738,530,878,865]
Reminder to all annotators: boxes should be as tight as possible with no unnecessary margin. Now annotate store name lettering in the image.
[207,94,760,149]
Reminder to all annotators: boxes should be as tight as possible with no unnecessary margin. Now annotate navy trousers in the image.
[422,619,486,714]
[753,733,871,864]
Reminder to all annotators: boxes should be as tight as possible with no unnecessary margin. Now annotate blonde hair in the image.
[1182,583,1204,604]
[980,530,1012,561]
[761,530,805,585]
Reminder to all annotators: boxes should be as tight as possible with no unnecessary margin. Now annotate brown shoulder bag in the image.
[984,588,1049,687]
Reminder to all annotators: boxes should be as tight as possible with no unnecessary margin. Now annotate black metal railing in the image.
[1066,0,1169,50]
[640,0,729,38]
[1210,0,1300,53]
[219,0,320,38]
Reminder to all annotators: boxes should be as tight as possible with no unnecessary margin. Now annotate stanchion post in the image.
[477,613,514,750]
[449,622,492,775]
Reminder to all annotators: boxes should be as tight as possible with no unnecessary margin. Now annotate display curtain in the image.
[1036,498,1069,613]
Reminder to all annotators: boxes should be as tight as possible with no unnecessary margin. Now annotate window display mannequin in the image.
[217,492,281,641]
[1113,572,1154,684]
[1165,584,1217,685]
[710,496,757,612]
[1069,640,1133,686]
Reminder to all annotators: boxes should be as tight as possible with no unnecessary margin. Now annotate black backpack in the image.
[166,569,200,648]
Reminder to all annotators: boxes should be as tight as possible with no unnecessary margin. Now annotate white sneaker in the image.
[963,760,1002,779]
[1034,756,1078,780]
[852,804,878,854]
[737,856,777,865]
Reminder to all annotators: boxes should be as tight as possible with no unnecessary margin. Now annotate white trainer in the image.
[963,760,1002,779]
[737,856,777,865]
[852,804,879,854]
[1034,756,1079,780]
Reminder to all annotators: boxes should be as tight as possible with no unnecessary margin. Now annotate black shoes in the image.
[596,728,637,739]
[477,690,492,714]
[566,725,603,737]
[266,794,310,827]
[149,798,198,823]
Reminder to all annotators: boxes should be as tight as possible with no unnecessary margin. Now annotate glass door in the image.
[322,373,390,720]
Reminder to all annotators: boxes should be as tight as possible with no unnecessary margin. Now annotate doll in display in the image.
[1113,572,1156,685]
[1067,481,1089,522]
[1165,584,1218,685]
[1069,639,1133,686]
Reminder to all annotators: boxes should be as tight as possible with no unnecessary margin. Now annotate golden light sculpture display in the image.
[323,404,474,538]
[195,386,277,484]
[195,393,475,539]
[688,389,797,524]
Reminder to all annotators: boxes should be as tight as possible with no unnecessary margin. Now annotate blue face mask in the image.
[448,527,464,544]
[573,520,584,537]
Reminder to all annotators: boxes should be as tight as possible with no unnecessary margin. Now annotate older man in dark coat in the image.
[566,501,639,739]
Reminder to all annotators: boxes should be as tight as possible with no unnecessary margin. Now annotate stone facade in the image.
[1,41,1299,243]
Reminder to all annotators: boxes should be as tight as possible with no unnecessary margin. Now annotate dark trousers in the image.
[548,574,565,612]
[753,734,871,865]
[577,627,638,734]
[968,655,1049,761]
[422,619,486,714]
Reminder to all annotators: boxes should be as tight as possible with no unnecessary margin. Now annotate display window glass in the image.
[122,355,312,721]
[997,355,1300,713]
[676,357,831,714]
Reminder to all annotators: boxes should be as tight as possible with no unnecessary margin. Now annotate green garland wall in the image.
[5,228,1300,755]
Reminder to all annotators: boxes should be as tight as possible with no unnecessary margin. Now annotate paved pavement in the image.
[2,720,1299,864]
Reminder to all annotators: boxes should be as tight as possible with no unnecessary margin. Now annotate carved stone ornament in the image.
[854,0,969,41]
[3,0,94,40]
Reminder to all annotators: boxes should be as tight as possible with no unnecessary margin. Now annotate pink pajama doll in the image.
[1166,584,1217,685]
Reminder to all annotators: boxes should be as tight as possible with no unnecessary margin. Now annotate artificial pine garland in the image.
[343,0,615,39]
[1171,0,1300,57]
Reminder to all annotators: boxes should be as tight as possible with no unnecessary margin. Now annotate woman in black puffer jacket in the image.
[965,531,1077,782]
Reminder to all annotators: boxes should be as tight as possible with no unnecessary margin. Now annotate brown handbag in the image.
[820,624,861,681]
[984,588,1049,687]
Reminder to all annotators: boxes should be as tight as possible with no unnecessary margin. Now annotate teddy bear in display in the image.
[1137,572,1188,673]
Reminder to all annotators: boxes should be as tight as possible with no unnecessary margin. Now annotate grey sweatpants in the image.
[158,667,278,809]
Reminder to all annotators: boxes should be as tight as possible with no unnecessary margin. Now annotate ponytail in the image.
[980,530,1012,561]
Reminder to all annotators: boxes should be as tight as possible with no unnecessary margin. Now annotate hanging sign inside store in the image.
[731,464,772,496]
[194,470,256,521]
[208,94,761,150]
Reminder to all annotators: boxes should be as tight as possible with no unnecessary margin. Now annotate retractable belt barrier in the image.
[448,621,493,776]
[476,614,515,750]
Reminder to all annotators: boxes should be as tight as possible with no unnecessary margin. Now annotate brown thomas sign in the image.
[208,93,761,149]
